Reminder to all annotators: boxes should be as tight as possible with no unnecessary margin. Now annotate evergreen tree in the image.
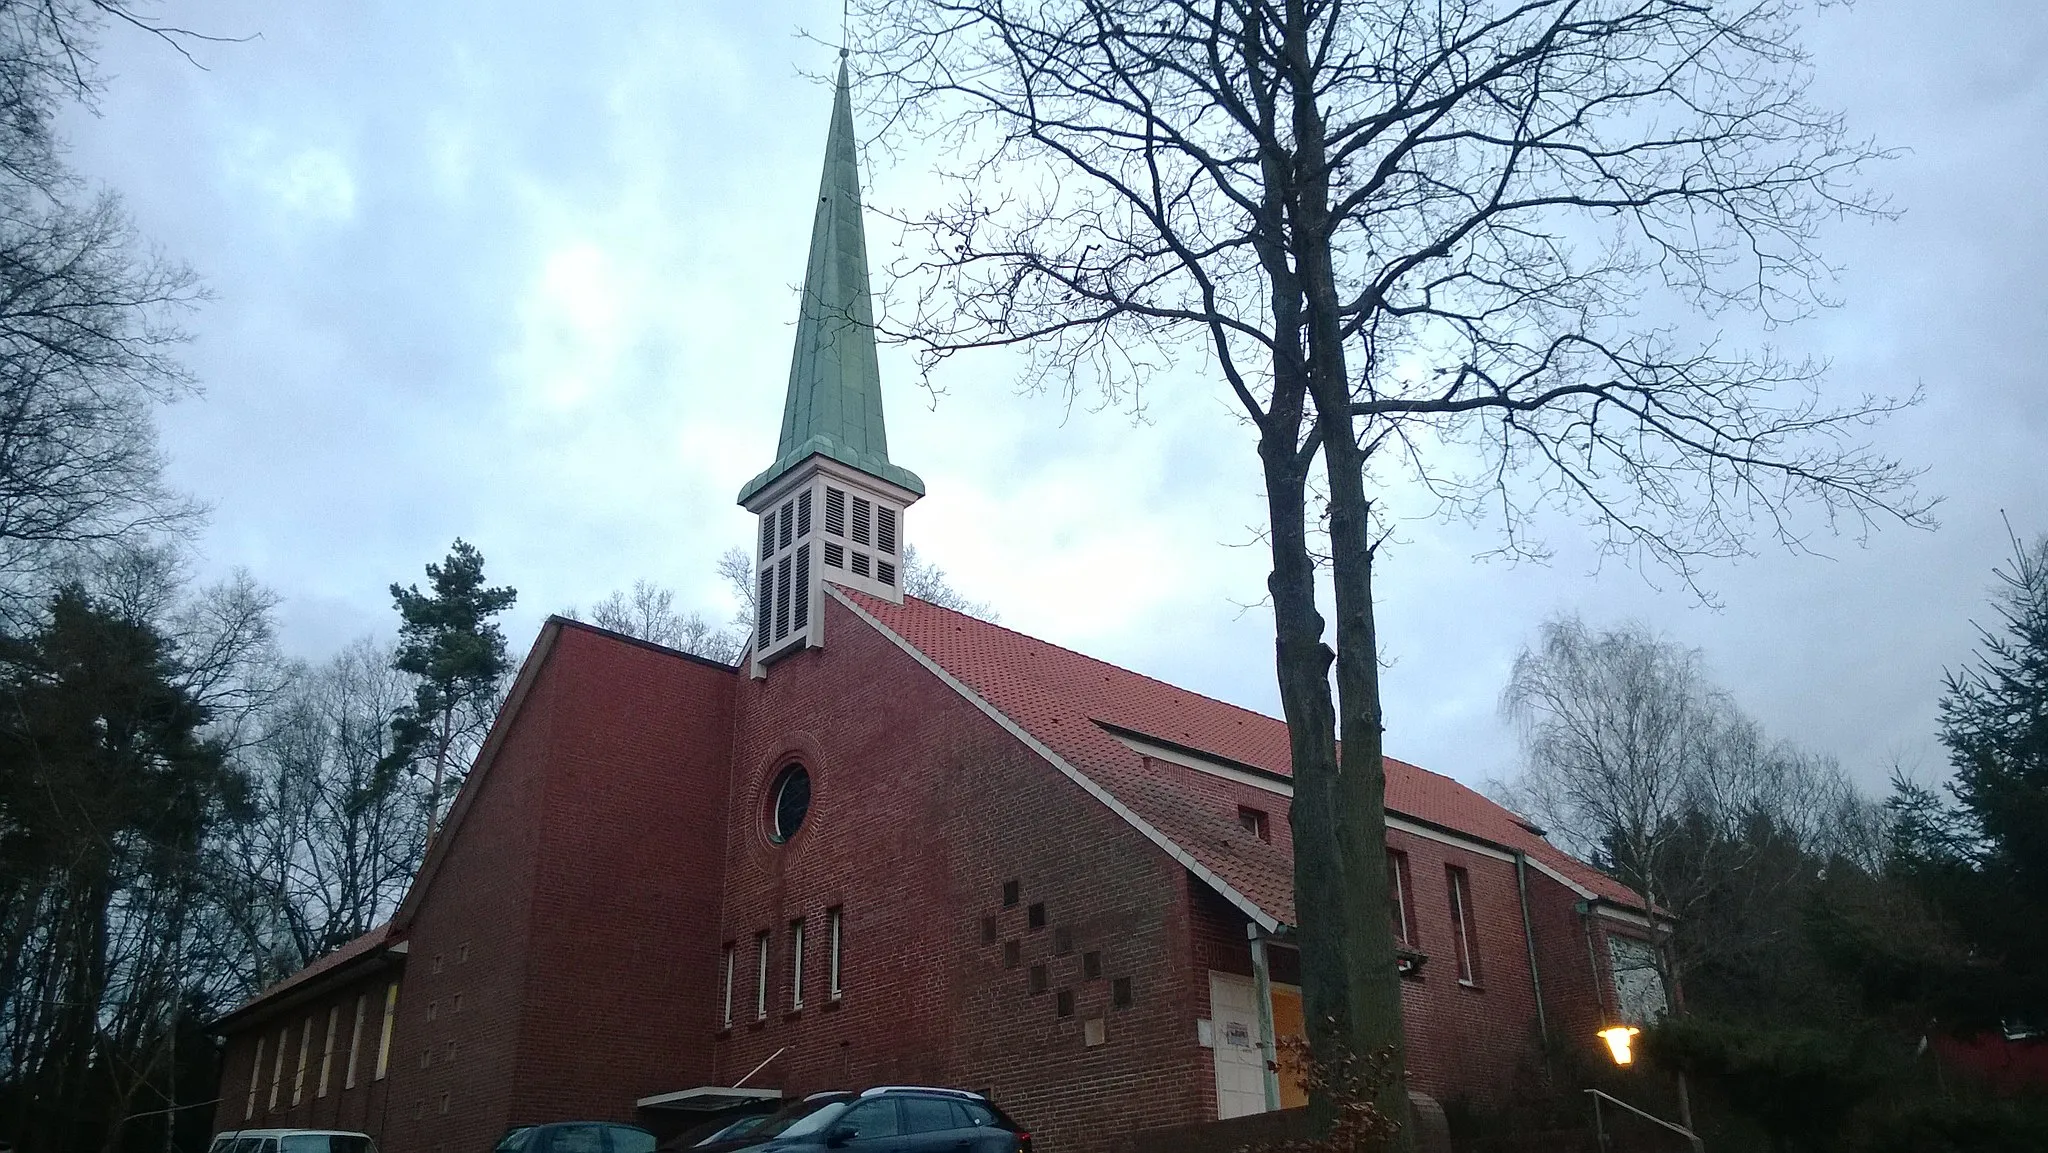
[384,540,516,842]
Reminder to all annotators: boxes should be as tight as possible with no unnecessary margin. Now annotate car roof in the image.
[855,1087,986,1101]
[213,1132,371,1139]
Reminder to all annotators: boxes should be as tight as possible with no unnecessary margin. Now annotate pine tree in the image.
[384,540,517,843]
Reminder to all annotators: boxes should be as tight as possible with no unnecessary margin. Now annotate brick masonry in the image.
[214,603,1644,1153]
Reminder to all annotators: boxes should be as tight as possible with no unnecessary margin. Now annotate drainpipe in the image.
[1246,924,1283,1112]
[1515,852,1549,1047]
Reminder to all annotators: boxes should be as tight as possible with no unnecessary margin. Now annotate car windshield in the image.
[757,1099,853,1139]
[281,1137,375,1153]
[694,1116,768,1145]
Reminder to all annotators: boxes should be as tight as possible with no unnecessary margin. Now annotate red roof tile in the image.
[842,589,1640,923]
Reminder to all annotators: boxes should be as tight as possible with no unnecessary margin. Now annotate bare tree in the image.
[855,0,1927,1125]
[582,579,747,664]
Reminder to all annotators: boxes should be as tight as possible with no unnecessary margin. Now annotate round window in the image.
[770,764,811,844]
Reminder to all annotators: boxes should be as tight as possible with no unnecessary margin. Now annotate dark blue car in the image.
[738,1087,1028,1153]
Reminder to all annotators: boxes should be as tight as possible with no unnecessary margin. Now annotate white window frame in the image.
[755,932,770,1021]
[375,982,397,1080]
[245,1036,265,1120]
[268,1027,287,1111]
[318,1004,338,1097]
[1388,850,1414,947]
[720,943,735,1028]
[1448,866,1478,985]
[827,907,843,1000]
[345,993,366,1090]
[790,918,806,1011]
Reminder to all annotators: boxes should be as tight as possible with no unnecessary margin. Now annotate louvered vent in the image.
[757,565,774,645]
[797,491,812,537]
[775,556,793,640]
[779,500,794,550]
[852,497,872,546]
[851,552,870,577]
[876,506,897,555]
[759,514,775,557]
[824,488,846,536]
[824,542,844,569]
[793,544,810,628]
[876,561,897,585]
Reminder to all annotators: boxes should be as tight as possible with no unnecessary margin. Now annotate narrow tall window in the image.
[345,993,366,1090]
[269,1026,287,1110]
[824,487,847,536]
[318,1004,338,1097]
[1447,866,1479,984]
[375,982,398,1080]
[827,906,844,999]
[292,1016,312,1104]
[760,513,775,557]
[245,1036,265,1119]
[757,565,774,642]
[793,544,810,630]
[1387,850,1416,947]
[876,506,897,554]
[790,918,807,1010]
[775,556,793,640]
[721,942,736,1028]
[797,491,812,537]
[852,497,872,545]
[755,932,770,1021]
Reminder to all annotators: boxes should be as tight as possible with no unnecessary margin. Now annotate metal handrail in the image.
[1585,1087,1704,1153]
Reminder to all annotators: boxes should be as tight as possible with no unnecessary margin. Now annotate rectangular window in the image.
[825,487,846,536]
[1083,950,1102,980]
[797,490,812,537]
[375,982,398,1080]
[246,1036,264,1120]
[775,556,792,640]
[790,918,806,1010]
[876,506,897,555]
[1002,880,1020,907]
[345,994,366,1090]
[851,551,870,577]
[292,1015,312,1104]
[318,1005,338,1097]
[1027,902,1046,930]
[1053,927,1073,955]
[852,497,872,545]
[793,544,810,630]
[1112,976,1134,1008]
[1055,989,1074,1018]
[757,565,774,644]
[721,942,736,1028]
[1028,964,1048,995]
[824,542,844,569]
[760,513,775,557]
[827,906,843,999]
[269,1027,287,1111]
[755,932,770,1021]
[1447,866,1479,985]
[779,500,795,549]
[876,560,896,586]
[1388,850,1416,947]
[1238,806,1269,842]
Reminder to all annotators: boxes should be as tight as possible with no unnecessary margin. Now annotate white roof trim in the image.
[635,1086,784,1110]
[830,586,1283,934]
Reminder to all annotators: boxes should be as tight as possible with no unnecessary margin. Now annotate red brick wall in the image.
[211,972,400,1137]
[510,628,738,1122]
[708,595,1212,1153]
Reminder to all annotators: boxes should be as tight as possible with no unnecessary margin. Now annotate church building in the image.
[210,61,1660,1153]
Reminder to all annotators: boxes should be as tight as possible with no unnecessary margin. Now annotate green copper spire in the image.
[738,57,924,505]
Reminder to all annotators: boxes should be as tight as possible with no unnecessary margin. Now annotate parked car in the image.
[736,1087,1029,1153]
[209,1131,377,1153]
[494,1122,656,1153]
[659,1094,845,1153]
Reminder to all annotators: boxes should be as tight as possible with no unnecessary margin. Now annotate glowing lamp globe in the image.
[1598,1026,1641,1066]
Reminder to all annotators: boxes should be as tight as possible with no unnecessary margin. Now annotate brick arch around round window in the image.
[742,732,830,872]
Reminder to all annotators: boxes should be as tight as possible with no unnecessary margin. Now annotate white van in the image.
[208,1130,377,1153]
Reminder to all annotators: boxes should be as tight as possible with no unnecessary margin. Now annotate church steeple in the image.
[740,57,923,670]
[738,57,925,507]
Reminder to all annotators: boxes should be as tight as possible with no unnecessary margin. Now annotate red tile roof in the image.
[841,589,1640,924]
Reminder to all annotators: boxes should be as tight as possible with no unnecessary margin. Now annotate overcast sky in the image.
[59,1,2046,797]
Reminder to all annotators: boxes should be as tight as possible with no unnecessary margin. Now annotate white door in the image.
[1209,972,1268,1119]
